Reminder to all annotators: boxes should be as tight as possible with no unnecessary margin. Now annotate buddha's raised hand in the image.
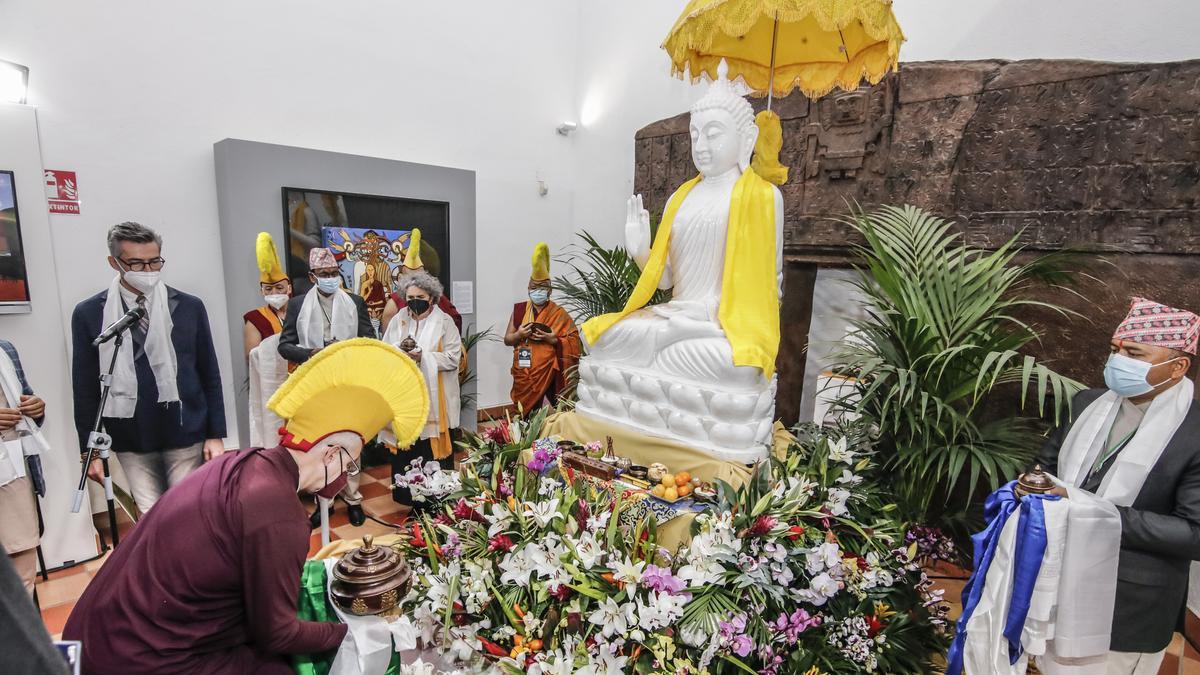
[624,194,653,268]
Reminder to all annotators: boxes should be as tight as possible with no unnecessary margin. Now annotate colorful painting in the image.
[280,187,450,303]
[320,227,413,321]
[0,171,31,309]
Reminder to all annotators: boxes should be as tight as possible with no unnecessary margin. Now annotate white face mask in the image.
[264,294,289,310]
[123,271,161,294]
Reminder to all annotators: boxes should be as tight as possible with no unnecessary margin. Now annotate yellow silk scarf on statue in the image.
[582,168,780,378]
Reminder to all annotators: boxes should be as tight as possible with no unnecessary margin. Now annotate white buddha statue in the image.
[577,61,784,463]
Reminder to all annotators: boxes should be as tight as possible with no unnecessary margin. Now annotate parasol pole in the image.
[766,11,779,110]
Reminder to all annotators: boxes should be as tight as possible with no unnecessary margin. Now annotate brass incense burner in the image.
[1014,465,1056,498]
[399,336,418,353]
[330,535,411,616]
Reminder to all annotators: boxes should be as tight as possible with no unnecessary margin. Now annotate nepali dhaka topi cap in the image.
[1113,296,1200,355]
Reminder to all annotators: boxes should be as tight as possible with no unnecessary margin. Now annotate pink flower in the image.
[747,515,778,537]
[488,533,515,553]
[641,564,685,594]
[452,498,484,523]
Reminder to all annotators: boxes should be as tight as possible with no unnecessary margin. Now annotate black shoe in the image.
[309,504,332,530]
[347,504,366,527]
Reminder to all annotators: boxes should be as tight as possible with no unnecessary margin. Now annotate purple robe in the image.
[64,446,346,674]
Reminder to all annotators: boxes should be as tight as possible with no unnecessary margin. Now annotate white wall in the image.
[0,0,582,416]
[0,103,97,568]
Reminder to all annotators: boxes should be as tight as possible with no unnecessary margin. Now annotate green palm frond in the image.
[832,205,1088,529]
[551,230,670,323]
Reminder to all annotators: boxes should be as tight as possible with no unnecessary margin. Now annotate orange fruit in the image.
[675,472,692,487]
[678,483,693,497]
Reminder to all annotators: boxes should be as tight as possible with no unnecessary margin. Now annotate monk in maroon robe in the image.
[63,443,350,673]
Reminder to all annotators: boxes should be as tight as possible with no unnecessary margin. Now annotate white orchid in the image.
[802,571,842,605]
[526,497,563,528]
[586,509,611,533]
[678,557,726,587]
[806,541,842,574]
[637,591,688,631]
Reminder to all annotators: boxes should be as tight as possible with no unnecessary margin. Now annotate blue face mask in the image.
[529,289,550,306]
[1103,353,1179,398]
[315,276,341,294]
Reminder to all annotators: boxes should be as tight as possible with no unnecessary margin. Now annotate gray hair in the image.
[107,221,162,257]
[403,270,443,304]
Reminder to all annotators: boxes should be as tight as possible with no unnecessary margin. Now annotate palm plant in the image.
[552,230,670,323]
[832,205,1084,534]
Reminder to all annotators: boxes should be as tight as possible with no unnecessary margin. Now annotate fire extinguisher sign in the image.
[44,170,80,214]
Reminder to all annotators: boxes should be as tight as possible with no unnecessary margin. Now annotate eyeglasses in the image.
[337,446,361,477]
[311,269,341,279]
[260,281,291,293]
[117,257,166,272]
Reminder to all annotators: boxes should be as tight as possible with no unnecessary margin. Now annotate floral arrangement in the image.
[389,417,950,673]
[395,457,464,504]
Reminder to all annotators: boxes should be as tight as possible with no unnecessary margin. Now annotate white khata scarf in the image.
[296,286,358,349]
[1057,377,1193,506]
[0,347,49,487]
[101,275,178,418]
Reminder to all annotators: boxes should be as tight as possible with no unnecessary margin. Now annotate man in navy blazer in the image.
[72,222,226,514]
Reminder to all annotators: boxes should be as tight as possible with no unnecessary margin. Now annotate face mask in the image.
[529,289,550,306]
[316,471,348,500]
[124,271,161,295]
[264,293,289,310]
[1103,353,1181,398]
[407,298,431,315]
[315,276,342,294]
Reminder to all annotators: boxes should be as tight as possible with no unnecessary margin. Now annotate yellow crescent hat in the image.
[256,232,288,284]
[530,242,550,283]
[403,229,424,270]
[268,338,429,451]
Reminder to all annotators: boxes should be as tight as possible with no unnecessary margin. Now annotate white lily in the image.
[526,498,563,528]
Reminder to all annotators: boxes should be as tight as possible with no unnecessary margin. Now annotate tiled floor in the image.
[36,461,412,640]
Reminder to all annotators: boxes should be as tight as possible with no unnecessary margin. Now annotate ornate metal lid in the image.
[399,336,418,352]
[332,535,411,587]
[1015,465,1055,497]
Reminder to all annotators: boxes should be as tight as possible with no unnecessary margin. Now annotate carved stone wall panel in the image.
[632,59,1200,421]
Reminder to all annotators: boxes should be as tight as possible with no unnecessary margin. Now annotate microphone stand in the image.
[71,331,124,550]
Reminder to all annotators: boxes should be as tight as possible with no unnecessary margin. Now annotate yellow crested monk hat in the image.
[530,242,550,285]
[403,229,424,271]
[256,232,288,284]
[268,338,429,451]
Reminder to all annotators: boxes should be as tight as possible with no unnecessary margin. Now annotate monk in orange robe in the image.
[505,243,581,413]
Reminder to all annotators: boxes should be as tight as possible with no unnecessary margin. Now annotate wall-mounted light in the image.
[0,59,29,105]
[556,121,578,136]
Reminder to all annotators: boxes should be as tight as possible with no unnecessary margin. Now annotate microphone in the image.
[92,305,146,346]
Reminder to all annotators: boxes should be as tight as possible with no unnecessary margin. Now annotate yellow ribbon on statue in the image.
[582,168,780,378]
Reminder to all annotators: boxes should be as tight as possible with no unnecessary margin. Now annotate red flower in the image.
[575,499,591,531]
[488,533,515,553]
[411,523,426,548]
[549,584,571,601]
[452,498,484,523]
[748,515,779,537]
[786,525,806,541]
[866,614,885,637]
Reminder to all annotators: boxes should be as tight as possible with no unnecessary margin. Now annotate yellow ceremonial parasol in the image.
[662,0,905,183]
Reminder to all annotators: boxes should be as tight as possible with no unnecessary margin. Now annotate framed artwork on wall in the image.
[0,171,31,313]
[280,187,450,319]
